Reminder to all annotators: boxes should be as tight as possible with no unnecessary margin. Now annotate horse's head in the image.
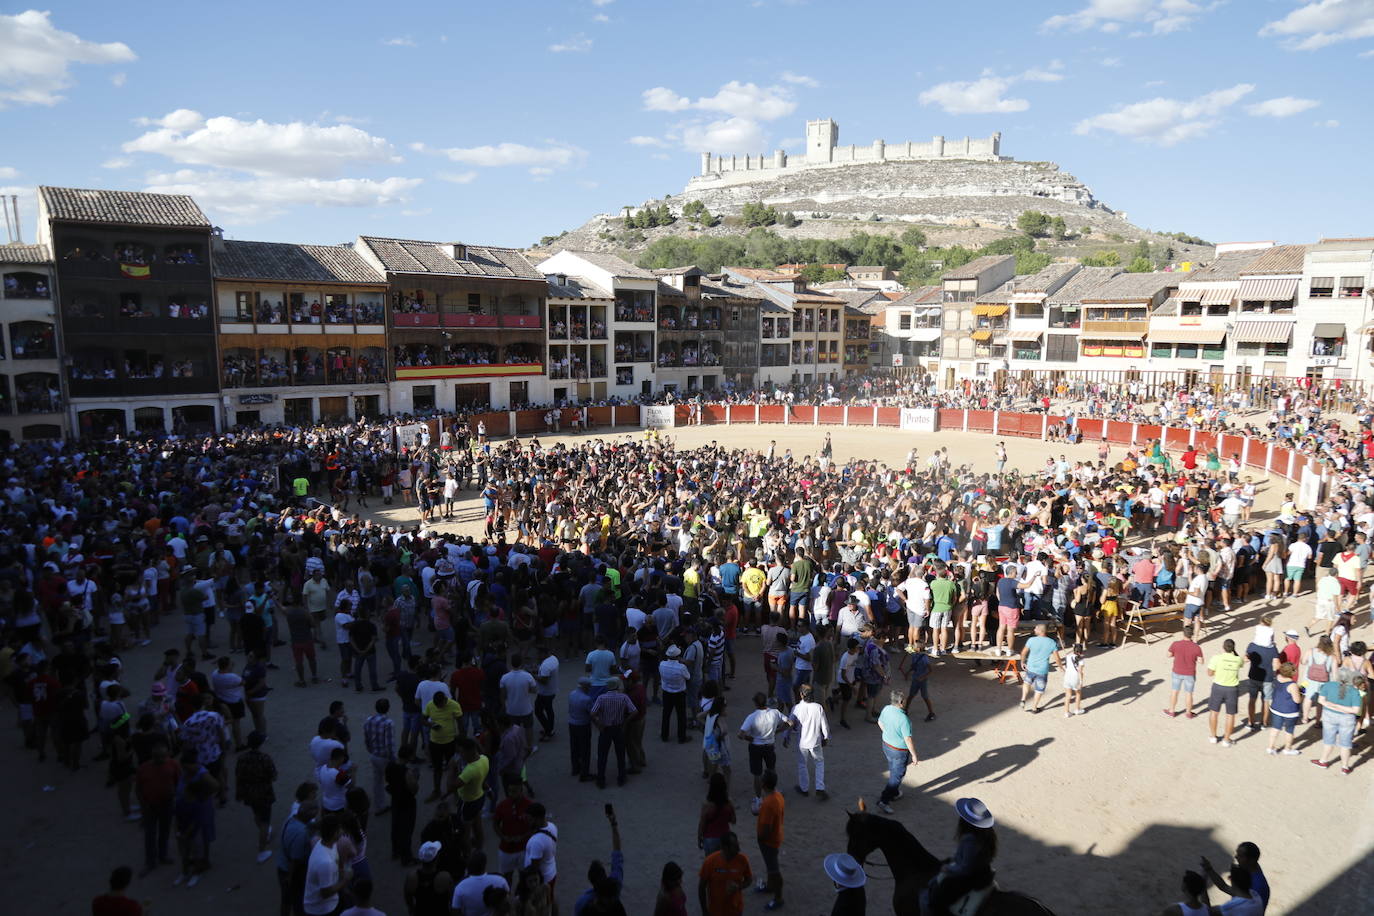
[846,798,879,865]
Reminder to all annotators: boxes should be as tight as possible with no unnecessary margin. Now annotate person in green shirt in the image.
[448,737,490,851]
[928,573,958,657]
[789,548,815,626]
[1206,639,1244,747]
[292,475,310,504]
[423,692,463,800]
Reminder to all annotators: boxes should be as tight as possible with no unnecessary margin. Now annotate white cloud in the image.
[549,34,592,53]
[1101,57,1122,67]
[1075,83,1254,145]
[628,135,669,147]
[1260,0,1374,50]
[592,0,614,6]
[0,166,16,180]
[1246,96,1320,117]
[100,157,132,169]
[681,117,768,152]
[1317,118,1341,127]
[578,179,600,189]
[1143,79,1166,87]
[439,171,477,184]
[134,108,205,130]
[383,37,416,47]
[780,71,820,88]
[918,67,1063,114]
[141,170,421,222]
[529,167,554,179]
[643,80,796,120]
[110,71,126,87]
[592,13,610,22]
[0,10,136,107]
[1043,0,1203,35]
[427,142,585,168]
[123,112,401,177]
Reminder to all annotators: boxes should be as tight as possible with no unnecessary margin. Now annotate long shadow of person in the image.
[918,737,1054,795]
[1087,668,1163,710]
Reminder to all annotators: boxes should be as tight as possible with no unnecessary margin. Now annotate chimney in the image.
[445,242,467,260]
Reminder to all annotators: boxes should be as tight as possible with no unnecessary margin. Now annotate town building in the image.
[937,254,1015,386]
[353,237,546,412]
[700,273,763,391]
[724,267,848,383]
[212,239,389,427]
[1297,238,1374,384]
[994,261,1083,370]
[544,272,612,404]
[1230,244,1305,380]
[37,186,220,436]
[876,285,942,373]
[1076,271,1176,371]
[653,266,726,393]
[0,243,66,440]
[537,250,658,398]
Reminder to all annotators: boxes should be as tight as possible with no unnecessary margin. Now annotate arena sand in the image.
[3,425,1369,915]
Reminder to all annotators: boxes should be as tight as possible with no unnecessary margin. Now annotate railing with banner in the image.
[474,406,1319,485]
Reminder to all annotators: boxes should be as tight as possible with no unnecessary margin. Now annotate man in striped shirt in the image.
[590,677,638,788]
[363,698,396,816]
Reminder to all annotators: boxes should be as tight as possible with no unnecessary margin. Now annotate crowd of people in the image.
[2,377,1371,915]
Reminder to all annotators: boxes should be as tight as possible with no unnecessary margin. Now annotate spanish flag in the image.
[120,262,151,279]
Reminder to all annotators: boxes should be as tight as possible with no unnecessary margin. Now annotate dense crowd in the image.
[3,383,1371,915]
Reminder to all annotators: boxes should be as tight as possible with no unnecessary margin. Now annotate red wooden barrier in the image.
[514,409,543,434]
[1219,434,1245,461]
[849,406,875,426]
[1193,431,1218,454]
[586,406,613,428]
[1164,427,1191,451]
[472,411,509,437]
[789,405,815,424]
[876,407,901,427]
[675,405,691,426]
[1247,442,1269,470]
[1136,424,1163,447]
[729,405,756,423]
[1105,421,1131,444]
[939,408,963,430]
[817,405,845,425]
[704,405,728,424]
[967,410,994,432]
[759,405,785,424]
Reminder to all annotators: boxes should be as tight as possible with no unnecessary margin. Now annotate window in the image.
[1202,343,1226,361]
[1309,277,1334,298]
[1045,334,1078,363]
[1240,300,1265,313]
[1237,342,1261,355]
[1181,302,1203,316]
[234,292,256,320]
[974,362,988,377]
[1206,303,1230,317]
[412,384,436,411]
[467,293,482,308]
[1174,343,1199,359]
[1151,343,1173,359]
[1048,306,1080,329]
[762,318,774,338]
[1312,336,1346,357]
[898,313,912,330]
[1013,342,1042,361]
[1340,276,1365,298]
[1263,342,1290,357]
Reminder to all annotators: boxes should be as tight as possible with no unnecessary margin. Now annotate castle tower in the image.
[806,118,838,164]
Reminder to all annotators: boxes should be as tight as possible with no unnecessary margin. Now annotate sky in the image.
[0,1,1370,250]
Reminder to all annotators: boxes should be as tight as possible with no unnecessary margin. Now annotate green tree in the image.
[899,226,928,249]
[983,235,1036,256]
[1016,250,1053,275]
[741,201,779,227]
[1050,216,1068,240]
[1017,210,1049,237]
[1126,256,1154,273]
[1081,250,1122,267]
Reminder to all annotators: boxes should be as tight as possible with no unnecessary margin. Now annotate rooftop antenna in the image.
[10,196,21,244]
[1,194,11,244]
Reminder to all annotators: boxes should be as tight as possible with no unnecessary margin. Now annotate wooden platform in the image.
[1118,602,1187,645]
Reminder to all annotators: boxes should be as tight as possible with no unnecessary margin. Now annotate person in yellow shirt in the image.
[740,561,768,631]
[448,737,490,850]
[1206,639,1245,747]
[424,691,463,800]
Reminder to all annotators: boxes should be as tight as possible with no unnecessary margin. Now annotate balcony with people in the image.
[701,306,722,331]
[657,341,681,368]
[325,346,356,383]
[68,345,211,396]
[3,271,50,300]
[9,321,57,360]
[845,320,871,341]
[13,372,62,415]
[549,305,569,339]
[614,289,655,324]
[658,303,682,331]
[222,347,259,388]
[614,331,653,363]
[291,347,326,385]
[504,342,541,365]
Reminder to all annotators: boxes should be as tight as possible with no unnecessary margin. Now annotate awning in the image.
[906,327,942,341]
[970,329,993,341]
[1177,282,1237,304]
[1313,322,1347,338]
[1148,328,1227,345]
[971,304,1008,317]
[921,305,943,316]
[1080,331,1147,341]
[1004,329,1044,342]
[1238,277,1299,301]
[1231,320,1294,344]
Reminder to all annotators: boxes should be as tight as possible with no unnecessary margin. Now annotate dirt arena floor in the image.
[4,424,1370,915]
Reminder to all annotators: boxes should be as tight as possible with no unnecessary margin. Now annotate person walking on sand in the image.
[1206,639,1245,748]
[1060,643,1086,717]
[1265,663,1303,757]
[753,769,786,912]
[1018,624,1060,714]
[1164,627,1204,719]
[898,641,936,723]
[786,683,830,800]
[876,689,917,815]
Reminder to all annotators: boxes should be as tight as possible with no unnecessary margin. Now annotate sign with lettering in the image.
[642,406,676,429]
[899,407,938,432]
[238,393,275,405]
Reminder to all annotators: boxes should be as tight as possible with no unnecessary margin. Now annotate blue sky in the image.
[1,1,1370,249]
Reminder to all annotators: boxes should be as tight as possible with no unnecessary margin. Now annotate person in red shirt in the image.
[492,773,533,882]
[91,866,143,916]
[27,658,61,762]
[721,600,740,680]
[449,656,485,736]
[135,739,182,874]
[1277,629,1302,668]
[1164,629,1204,718]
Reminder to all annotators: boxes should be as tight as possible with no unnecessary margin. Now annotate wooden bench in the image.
[948,650,1028,684]
[1118,602,1187,645]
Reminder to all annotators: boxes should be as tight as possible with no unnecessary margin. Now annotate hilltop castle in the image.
[691,118,1005,189]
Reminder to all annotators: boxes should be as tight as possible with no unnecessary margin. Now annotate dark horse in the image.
[845,800,1056,915]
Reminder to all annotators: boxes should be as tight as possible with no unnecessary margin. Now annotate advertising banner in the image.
[899,408,939,432]
[642,406,676,429]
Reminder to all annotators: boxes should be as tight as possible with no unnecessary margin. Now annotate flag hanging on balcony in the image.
[120,262,151,279]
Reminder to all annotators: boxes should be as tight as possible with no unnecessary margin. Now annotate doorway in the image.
[319,396,348,420]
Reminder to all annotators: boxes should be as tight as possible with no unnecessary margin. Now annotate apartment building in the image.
[701,274,764,390]
[1296,238,1374,383]
[353,237,546,412]
[653,266,726,393]
[1229,244,1305,379]
[538,250,657,398]
[38,186,220,436]
[213,239,389,426]
[879,286,943,373]
[544,272,612,404]
[937,254,1015,386]
[0,243,66,440]
[1076,272,1176,370]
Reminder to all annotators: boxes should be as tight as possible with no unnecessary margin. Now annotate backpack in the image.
[857,639,883,685]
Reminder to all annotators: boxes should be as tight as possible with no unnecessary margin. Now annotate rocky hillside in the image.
[534,156,1212,265]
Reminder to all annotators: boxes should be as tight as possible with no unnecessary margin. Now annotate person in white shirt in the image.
[897,572,930,647]
[451,850,509,914]
[302,816,349,916]
[786,684,831,799]
[737,692,789,805]
[535,647,560,743]
[1184,562,1210,641]
[1284,536,1313,599]
[499,654,538,746]
[522,804,558,886]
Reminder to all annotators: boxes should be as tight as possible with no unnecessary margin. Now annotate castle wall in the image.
[697,132,1003,183]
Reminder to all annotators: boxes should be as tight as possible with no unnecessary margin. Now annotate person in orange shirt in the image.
[698,831,752,916]
[754,769,785,910]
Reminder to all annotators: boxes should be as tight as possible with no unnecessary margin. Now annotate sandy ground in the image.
[4,424,1370,916]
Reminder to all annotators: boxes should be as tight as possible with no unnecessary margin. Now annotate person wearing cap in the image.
[403,840,454,916]
[822,852,866,916]
[923,798,997,915]
[659,645,690,744]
